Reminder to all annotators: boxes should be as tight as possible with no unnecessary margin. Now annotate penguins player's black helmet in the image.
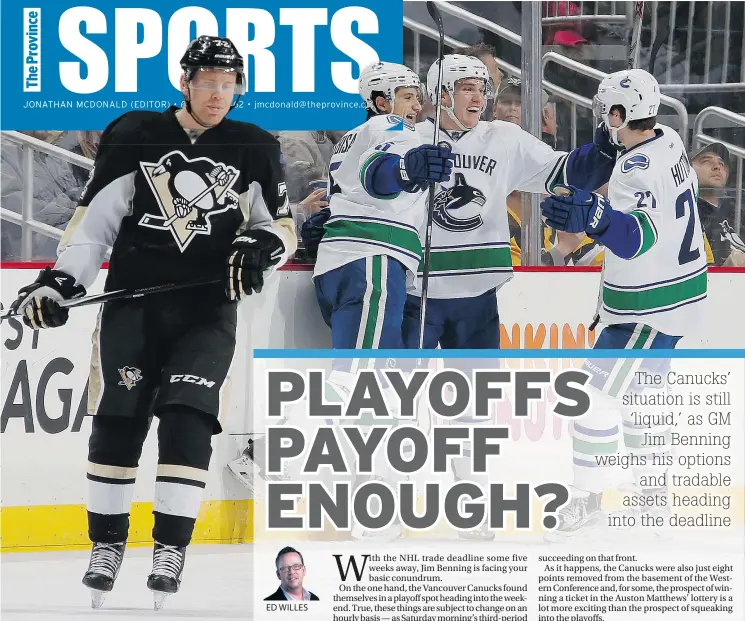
[180,36,246,95]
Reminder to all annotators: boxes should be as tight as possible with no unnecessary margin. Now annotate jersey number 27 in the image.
[675,186,701,265]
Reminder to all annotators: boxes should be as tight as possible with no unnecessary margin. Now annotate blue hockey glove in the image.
[300,208,331,256]
[594,122,624,162]
[399,143,454,186]
[541,185,613,235]
[9,267,86,330]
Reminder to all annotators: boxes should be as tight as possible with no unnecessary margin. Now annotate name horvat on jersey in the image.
[670,152,692,187]
[51,6,380,94]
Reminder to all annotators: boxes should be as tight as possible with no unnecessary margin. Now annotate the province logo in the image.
[139,151,240,251]
[23,8,42,92]
[118,366,143,391]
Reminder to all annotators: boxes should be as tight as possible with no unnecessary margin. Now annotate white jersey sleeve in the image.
[313,114,427,279]
[499,123,567,194]
[331,115,422,213]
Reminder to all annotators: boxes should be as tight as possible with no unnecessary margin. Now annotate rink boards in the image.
[1,266,743,551]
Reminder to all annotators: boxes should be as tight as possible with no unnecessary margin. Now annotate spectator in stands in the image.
[1,131,98,260]
[542,1,589,49]
[276,131,331,205]
[691,142,745,266]
[276,130,343,256]
[35,131,102,227]
[492,77,557,147]
[491,78,604,266]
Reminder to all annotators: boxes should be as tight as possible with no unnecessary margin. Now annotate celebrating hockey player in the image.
[402,54,617,351]
[9,36,296,609]
[540,69,707,539]
[397,54,618,542]
[231,62,452,544]
[309,61,453,350]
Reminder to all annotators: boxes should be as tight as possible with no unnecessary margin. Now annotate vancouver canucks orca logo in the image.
[139,151,240,252]
[432,172,486,232]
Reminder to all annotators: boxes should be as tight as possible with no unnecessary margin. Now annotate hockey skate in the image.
[82,541,126,609]
[544,486,604,543]
[227,434,290,498]
[147,541,187,610]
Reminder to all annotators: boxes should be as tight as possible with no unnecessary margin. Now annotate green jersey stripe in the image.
[629,210,658,258]
[603,271,707,312]
[324,219,422,257]
[607,325,652,397]
[358,152,400,200]
[362,256,384,348]
[417,246,512,273]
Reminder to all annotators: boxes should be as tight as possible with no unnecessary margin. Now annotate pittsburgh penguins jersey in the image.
[313,114,426,278]
[413,118,568,299]
[599,124,707,336]
[55,106,296,292]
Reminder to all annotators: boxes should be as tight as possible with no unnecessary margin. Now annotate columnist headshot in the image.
[265,547,319,601]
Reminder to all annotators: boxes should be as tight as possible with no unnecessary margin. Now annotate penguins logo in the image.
[118,366,143,391]
[139,151,240,251]
[432,172,486,232]
[721,220,745,253]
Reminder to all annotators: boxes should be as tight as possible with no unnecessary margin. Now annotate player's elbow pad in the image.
[363,153,412,198]
[590,210,644,259]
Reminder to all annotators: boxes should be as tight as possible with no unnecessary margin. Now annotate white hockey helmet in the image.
[594,69,660,145]
[358,61,423,113]
[426,54,493,130]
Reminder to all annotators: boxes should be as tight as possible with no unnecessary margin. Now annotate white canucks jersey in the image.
[413,118,568,299]
[313,114,426,278]
[599,124,707,336]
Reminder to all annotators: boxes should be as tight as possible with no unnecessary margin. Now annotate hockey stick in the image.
[628,1,645,70]
[0,277,222,323]
[588,1,646,332]
[417,0,445,350]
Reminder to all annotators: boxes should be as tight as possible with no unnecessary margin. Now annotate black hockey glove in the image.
[9,267,86,330]
[226,230,285,300]
[300,208,331,256]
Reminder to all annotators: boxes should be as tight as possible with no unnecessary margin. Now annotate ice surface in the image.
[1,544,253,620]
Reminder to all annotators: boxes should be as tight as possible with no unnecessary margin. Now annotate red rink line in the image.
[2,262,743,273]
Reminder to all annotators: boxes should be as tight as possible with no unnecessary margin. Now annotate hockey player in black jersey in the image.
[9,36,296,610]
